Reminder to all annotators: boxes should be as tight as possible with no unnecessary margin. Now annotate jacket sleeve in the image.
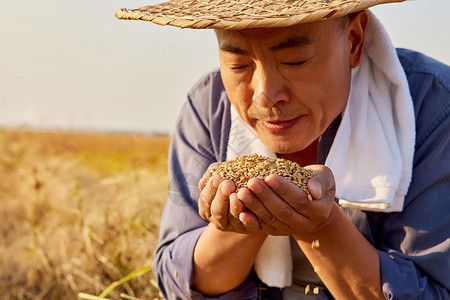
[152,71,259,299]
[376,50,450,299]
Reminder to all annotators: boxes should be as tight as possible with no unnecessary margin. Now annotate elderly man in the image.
[116,1,450,299]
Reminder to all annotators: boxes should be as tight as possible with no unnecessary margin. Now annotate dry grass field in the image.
[0,128,170,299]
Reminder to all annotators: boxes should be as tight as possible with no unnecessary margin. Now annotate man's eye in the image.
[283,61,307,66]
[231,65,248,70]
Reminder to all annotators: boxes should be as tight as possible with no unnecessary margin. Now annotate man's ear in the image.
[347,11,369,68]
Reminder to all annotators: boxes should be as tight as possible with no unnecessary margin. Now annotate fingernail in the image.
[198,178,206,190]
[265,175,279,189]
[212,174,221,188]
[236,189,247,202]
[221,182,233,196]
[249,180,262,193]
[239,212,246,224]
[311,181,322,199]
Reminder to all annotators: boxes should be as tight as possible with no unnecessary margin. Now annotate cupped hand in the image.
[235,165,336,238]
[198,164,262,233]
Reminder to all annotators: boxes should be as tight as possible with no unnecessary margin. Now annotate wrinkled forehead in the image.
[215,18,344,49]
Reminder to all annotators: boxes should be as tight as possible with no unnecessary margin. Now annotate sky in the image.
[0,0,449,134]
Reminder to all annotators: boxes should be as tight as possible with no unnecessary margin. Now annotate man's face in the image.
[216,16,364,154]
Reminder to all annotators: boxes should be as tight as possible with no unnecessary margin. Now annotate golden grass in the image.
[0,128,170,299]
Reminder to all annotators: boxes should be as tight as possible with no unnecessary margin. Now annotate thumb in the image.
[305,165,336,200]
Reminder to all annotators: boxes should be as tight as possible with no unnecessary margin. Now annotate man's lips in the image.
[261,116,301,133]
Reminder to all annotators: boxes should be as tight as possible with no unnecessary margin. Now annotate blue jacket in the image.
[153,49,450,299]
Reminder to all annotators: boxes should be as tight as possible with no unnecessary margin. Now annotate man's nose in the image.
[251,66,289,108]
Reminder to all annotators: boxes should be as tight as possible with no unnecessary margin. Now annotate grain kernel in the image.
[311,239,320,249]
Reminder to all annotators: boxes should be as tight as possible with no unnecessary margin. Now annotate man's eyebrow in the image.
[218,35,313,55]
[218,43,249,55]
[269,35,313,52]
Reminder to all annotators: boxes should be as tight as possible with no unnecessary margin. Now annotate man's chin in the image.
[261,139,300,155]
[257,128,311,153]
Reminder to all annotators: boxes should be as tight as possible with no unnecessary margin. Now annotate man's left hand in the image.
[233,165,336,239]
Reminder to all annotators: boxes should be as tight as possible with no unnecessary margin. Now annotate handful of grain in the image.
[205,154,315,200]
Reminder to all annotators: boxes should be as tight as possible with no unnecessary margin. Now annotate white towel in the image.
[324,11,415,212]
[225,11,415,288]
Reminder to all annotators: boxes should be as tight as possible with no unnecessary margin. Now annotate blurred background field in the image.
[0,128,169,299]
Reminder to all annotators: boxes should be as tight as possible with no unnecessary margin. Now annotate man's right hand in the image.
[193,164,269,296]
[198,165,262,233]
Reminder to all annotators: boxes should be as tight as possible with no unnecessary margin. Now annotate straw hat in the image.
[115,0,404,30]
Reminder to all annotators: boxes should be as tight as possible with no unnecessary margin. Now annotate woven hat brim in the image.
[116,0,405,30]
